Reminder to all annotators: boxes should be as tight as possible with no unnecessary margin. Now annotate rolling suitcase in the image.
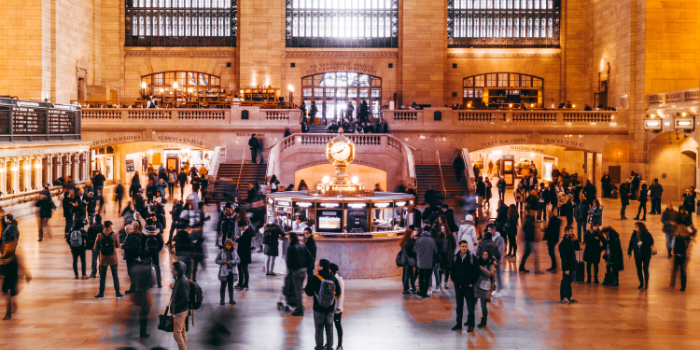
[574,250,585,283]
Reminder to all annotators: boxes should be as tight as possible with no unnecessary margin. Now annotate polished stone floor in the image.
[1,185,698,350]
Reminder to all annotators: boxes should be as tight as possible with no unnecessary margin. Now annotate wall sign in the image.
[92,135,142,146]
[305,62,379,75]
[125,160,135,172]
[478,137,528,149]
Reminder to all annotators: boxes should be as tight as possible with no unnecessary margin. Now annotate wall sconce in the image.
[23,165,31,170]
[11,166,18,171]
[34,164,42,169]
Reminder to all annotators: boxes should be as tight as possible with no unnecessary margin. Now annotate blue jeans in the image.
[576,220,586,242]
[314,311,334,350]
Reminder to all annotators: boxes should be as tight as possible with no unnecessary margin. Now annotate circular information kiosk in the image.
[267,131,414,279]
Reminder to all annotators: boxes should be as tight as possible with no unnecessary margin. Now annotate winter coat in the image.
[661,208,677,235]
[94,231,120,266]
[522,215,536,242]
[415,231,437,269]
[619,184,630,206]
[171,262,190,315]
[574,201,590,222]
[37,197,56,219]
[627,230,655,260]
[505,214,519,236]
[237,226,255,265]
[559,236,576,271]
[474,260,494,300]
[263,224,284,257]
[649,183,663,199]
[588,206,603,226]
[603,232,625,271]
[451,252,479,290]
[583,230,606,264]
[476,238,501,261]
[456,223,477,253]
[544,216,561,243]
[1,220,19,244]
[215,248,241,281]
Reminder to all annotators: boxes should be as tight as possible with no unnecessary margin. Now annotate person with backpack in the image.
[86,214,103,278]
[94,221,121,298]
[330,263,345,350]
[263,218,284,276]
[170,261,190,350]
[66,218,89,280]
[287,232,312,316]
[304,259,342,350]
[235,220,255,290]
[123,221,143,294]
[216,239,240,305]
[670,225,691,291]
[143,225,164,288]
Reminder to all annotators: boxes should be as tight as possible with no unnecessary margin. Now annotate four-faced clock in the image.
[329,141,352,163]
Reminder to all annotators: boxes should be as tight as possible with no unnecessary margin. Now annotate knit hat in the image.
[465,214,474,222]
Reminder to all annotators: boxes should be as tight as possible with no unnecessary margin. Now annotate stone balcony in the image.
[648,88,700,110]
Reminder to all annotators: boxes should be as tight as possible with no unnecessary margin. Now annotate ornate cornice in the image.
[286,51,398,58]
[125,51,235,58]
[448,52,560,59]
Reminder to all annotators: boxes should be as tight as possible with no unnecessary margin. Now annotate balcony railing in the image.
[0,97,81,142]
[82,106,302,125]
[648,88,700,107]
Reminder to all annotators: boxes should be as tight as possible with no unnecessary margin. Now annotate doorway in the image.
[680,151,696,191]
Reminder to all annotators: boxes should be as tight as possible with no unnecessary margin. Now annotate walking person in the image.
[559,194,574,227]
[94,221,122,298]
[497,177,506,201]
[114,180,124,214]
[177,169,188,200]
[400,229,417,294]
[628,222,655,290]
[662,202,678,258]
[235,220,255,290]
[62,192,74,234]
[649,179,663,214]
[453,153,466,184]
[518,209,538,273]
[35,194,55,242]
[0,248,32,320]
[505,205,519,257]
[216,239,240,305]
[167,168,177,198]
[330,263,345,350]
[86,214,103,278]
[451,240,478,332]
[123,221,143,294]
[304,259,342,350]
[583,223,606,284]
[415,227,437,298]
[430,227,444,293]
[514,183,526,212]
[544,210,561,272]
[601,227,624,287]
[475,250,495,328]
[558,226,578,304]
[287,232,312,316]
[131,253,154,339]
[263,219,284,276]
[670,225,691,291]
[66,219,89,280]
[170,261,190,350]
[488,225,505,296]
[634,184,648,221]
[143,225,164,288]
[619,181,630,219]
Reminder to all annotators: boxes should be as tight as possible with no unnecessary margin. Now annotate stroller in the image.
[277,272,298,312]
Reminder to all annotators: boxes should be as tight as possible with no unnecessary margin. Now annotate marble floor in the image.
[1,186,698,350]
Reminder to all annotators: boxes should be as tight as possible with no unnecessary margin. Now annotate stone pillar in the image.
[55,155,63,182]
[22,157,32,192]
[83,151,90,181]
[62,154,71,182]
[9,158,19,194]
[72,154,80,182]
[0,159,6,196]
[34,156,43,190]
[44,155,53,188]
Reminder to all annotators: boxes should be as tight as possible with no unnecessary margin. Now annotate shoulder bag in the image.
[158,305,174,333]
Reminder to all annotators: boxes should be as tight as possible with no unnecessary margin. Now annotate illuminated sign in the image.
[275,200,292,207]
[372,202,393,208]
[675,117,695,132]
[294,201,315,208]
[643,119,662,132]
[319,202,341,208]
[345,203,367,209]
[18,101,40,108]
[395,201,407,207]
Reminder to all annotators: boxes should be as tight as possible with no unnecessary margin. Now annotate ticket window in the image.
[372,203,395,231]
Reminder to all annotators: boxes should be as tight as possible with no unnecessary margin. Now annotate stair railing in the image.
[237,148,247,190]
[436,151,447,200]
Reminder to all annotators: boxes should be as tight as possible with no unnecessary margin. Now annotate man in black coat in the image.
[558,226,578,304]
[248,134,259,163]
[304,227,317,277]
[451,241,479,332]
[36,194,56,241]
[544,214,561,272]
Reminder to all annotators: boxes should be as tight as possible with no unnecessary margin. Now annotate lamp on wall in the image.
[140,81,148,100]
[288,84,294,105]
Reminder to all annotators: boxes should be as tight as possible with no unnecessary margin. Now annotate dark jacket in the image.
[526,194,539,211]
[627,229,655,260]
[451,252,479,290]
[92,173,106,187]
[476,238,501,261]
[543,216,561,244]
[65,228,88,250]
[86,223,103,249]
[305,236,317,271]
[414,231,437,269]
[1,220,19,244]
[583,183,597,200]
[237,226,255,265]
[522,215,536,242]
[649,183,663,199]
[619,183,630,206]
[304,269,341,313]
[583,229,606,264]
[171,261,190,314]
[505,214,519,236]
[559,235,577,271]
[36,197,56,219]
[174,229,193,254]
[604,231,625,271]
[574,201,590,222]
[263,224,284,257]
[286,242,312,271]
[62,194,73,218]
[661,208,677,235]
[638,190,648,203]
[559,201,573,218]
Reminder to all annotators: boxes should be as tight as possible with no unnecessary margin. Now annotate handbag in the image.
[158,305,174,332]
[478,279,491,291]
[396,248,406,267]
[650,245,658,256]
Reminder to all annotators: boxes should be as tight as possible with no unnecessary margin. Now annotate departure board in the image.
[12,107,46,134]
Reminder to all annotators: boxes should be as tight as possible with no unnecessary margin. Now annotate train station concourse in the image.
[1,0,700,349]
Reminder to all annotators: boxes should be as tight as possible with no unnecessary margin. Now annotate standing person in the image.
[537,183,549,221]
[93,170,106,195]
[574,195,590,242]
[123,221,143,294]
[248,134,260,164]
[583,180,597,204]
[415,227,437,298]
[400,229,417,294]
[544,210,561,273]
[263,219,284,276]
[588,199,604,228]
[309,101,318,125]
[649,179,663,214]
[130,171,142,199]
[176,169,188,201]
[173,224,193,280]
[670,225,690,291]
[558,226,578,304]
[474,250,495,328]
[518,209,537,273]
[484,178,493,206]
[662,203,678,258]
[497,177,506,201]
[601,227,624,287]
[628,222,655,290]
[453,154,466,184]
[629,171,640,200]
[682,186,697,215]
[235,220,255,290]
[114,180,124,214]
[440,225,457,291]
[514,182,527,212]
[330,263,345,350]
[304,259,341,350]
[167,200,184,246]
[36,194,55,242]
[66,219,89,280]
[601,172,611,198]
[94,221,122,298]
[633,184,648,221]
[304,227,317,277]
[430,227,444,293]
[85,214,103,278]
[62,192,74,234]
[269,175,280,193]
[216,239,240,305]
[583,223,605,284]
[168,168,177,198]
[287,232,312,316]
[619,181,630,220]
[505,205,519,257]
[451,240,478,332]
[170,261,190,350]
[559,194,574,227]
[143,226,164,288]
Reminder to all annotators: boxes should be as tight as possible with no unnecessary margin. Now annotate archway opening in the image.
[294,163,387,192]
[463,73,543,108]
[302,72,382,123]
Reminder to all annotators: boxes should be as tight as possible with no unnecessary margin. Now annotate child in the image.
[330,263,345,350]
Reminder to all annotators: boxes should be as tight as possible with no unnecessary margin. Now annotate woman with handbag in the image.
[627,222,655,290]
[474,250,495,328]
[399,229,417,294]
[216,239,241,305]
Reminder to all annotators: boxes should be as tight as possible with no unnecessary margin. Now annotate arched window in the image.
[286,0,399,48]
[125,0,237,47]
[142,71,221,95]
[448,0,560,48]
[463,73,543,108]
[302,72,382,121]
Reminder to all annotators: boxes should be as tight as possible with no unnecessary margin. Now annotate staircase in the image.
[215,163,267,201]
[308,124,330,133]
[415,164,469,208]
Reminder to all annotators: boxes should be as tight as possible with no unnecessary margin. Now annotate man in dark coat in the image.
[248,134,259,164]
[451,241,479,332]
[36,194,56,241]
[544,213,561,272]
[649,178,664,215]
[583,180,597,204]
[619,182,630,219]
[558,226,577,304]
[453,154,466,184]
[303,227,317,277]
[629,171,640,200]
[518,209,538,273]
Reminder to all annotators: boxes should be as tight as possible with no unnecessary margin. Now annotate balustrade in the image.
[82,109,121,120]
[512,112,557,122]
[666,92,682,103]
[563,112,613,123]
[177,109,225,120]
[686,90,700,101]
[392,111,419,121]
[127,109,172,120]
[265,111,290,120]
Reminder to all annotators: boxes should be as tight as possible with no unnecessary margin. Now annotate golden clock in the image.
[326,132,355,166]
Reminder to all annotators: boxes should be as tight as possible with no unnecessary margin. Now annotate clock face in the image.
[330,142,351,162]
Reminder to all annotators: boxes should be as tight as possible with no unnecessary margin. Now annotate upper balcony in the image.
[0,97,82,143]
[648,88,700,110]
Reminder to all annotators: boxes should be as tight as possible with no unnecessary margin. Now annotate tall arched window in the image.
[142,71,221,94]
[463,73,543,108]
[448,0,560,48]
[286,0,399,48]
[302,72,382,121]
[125,0,237,47]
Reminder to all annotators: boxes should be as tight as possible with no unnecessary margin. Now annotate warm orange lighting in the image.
[141,82,147,89]
[531,104,534,108]
[509,103,513,108]
[173,82,179,89]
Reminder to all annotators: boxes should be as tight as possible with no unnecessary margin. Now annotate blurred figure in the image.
[115,180,125,214]
[35,194,56,241]
[0,246,31,320]
[171,261,190,349]
[671,225,692,291]
[131,257,154,339]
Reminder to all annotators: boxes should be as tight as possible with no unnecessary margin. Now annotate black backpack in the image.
[145,235,160,255]
[124,234,141,260]
[100,232,115,255]
[189,281,203,310]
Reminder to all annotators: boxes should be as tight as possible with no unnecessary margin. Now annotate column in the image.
[71,154,79,182]
[83,152,90,181]
[55,155,63,182]
[44,155,53,188]
[0,159,6,196]
[63,154,72,182]
[9,158,19,194]
[34,156,43,190]
[22,157,32,192]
